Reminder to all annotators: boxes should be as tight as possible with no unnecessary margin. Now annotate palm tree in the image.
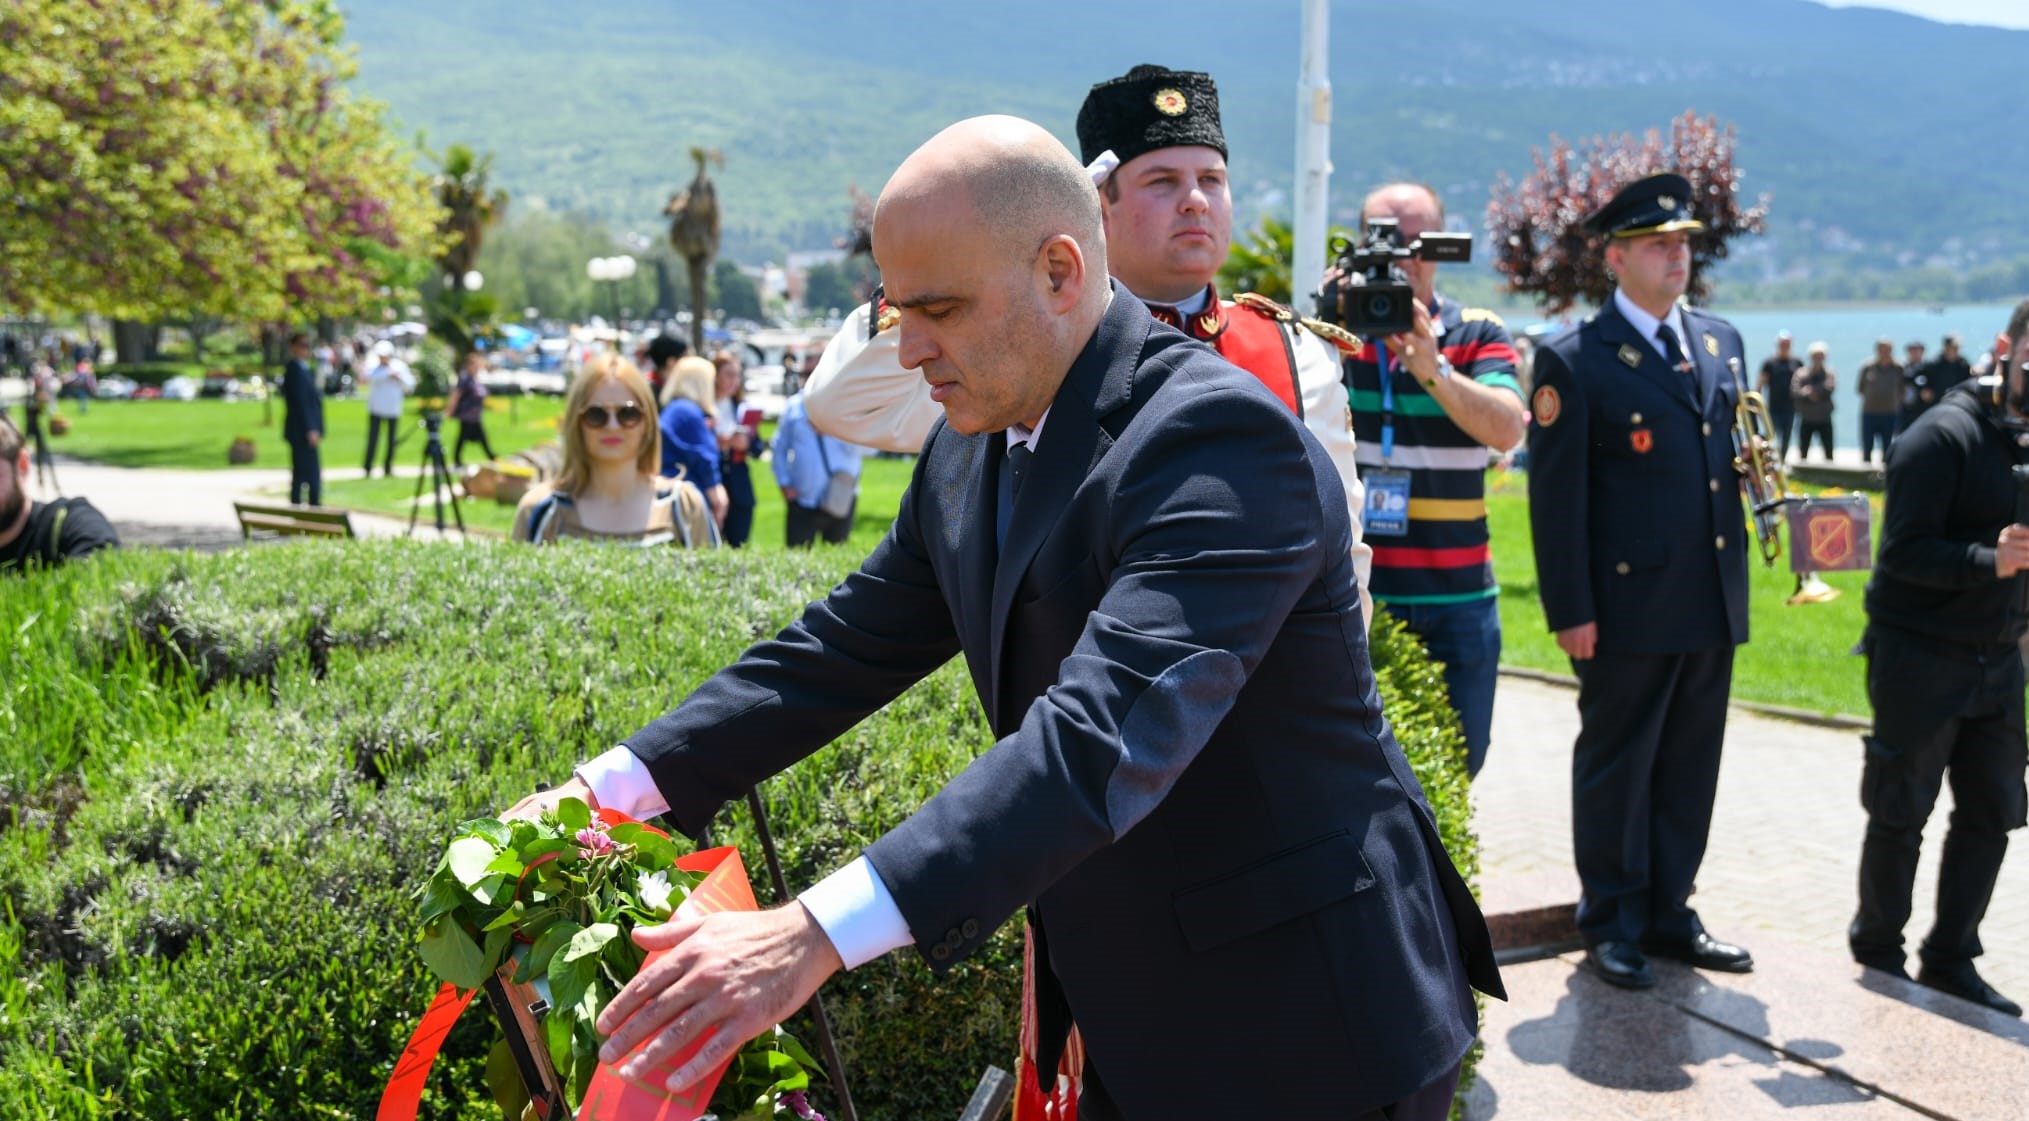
[426,143,508,371]
[665,148,723,353]
[433,143,508,279]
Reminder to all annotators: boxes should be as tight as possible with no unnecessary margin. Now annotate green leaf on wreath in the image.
[484,1037,532,1121]
[418,873,468,924]
[462,817,514,848]
[524,920,582,982]
[447,836,498,887]
[561,922,618,965]
[555,797,592,833]
[419,919,491,990]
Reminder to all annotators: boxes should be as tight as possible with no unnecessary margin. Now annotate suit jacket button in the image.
[1710,478,1721,492]
[1615,562,1631,575]
[1702,422,1713,436]
[931,943,951,962]
[1716,535,1727,550]
[945,928,963,947]
[961,919,980,939]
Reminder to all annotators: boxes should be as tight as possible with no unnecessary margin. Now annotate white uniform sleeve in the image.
[802,303,941,454]
[1291,328,1374,623]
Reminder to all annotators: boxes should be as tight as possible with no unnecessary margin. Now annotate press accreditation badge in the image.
[1364,468,1412,537]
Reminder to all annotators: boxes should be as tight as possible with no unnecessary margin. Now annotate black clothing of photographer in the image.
[1854,357,2029,1017]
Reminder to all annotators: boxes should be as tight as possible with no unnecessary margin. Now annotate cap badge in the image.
[1153,88,1188,116]
[1618,344,1644,368]
[1703,333,1720,357]
[1658,194,1678,212]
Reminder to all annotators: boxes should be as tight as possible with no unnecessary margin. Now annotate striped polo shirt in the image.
[1343,295,1523,604]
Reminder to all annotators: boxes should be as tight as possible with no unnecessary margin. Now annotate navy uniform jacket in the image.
[624,286,1502,1117]
[281,357,323,446]
[1527,299,1750,655]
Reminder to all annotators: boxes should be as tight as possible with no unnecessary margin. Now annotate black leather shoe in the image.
[1644,931,1754,973]
[1916,964,2024,1017]
[1586,941,1657,989]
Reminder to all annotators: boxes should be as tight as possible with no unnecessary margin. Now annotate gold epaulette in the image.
[1298,316,1364,354]
[1234,291,1364,354]
[1232,291,1298,322]
[874,304,899,334]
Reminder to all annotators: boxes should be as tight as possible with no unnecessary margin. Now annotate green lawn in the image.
[44,400,1876,716]
[1485,470,1874,718]
[40,395,570,470]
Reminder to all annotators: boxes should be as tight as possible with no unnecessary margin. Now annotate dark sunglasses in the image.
[579,403,646,429]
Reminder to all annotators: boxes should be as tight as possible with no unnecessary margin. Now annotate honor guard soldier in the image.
[1526,172,1756,989]
[802,64,1372,611]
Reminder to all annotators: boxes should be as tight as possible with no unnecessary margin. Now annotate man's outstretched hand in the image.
[501,774,600,821]
[596,904,845,1092]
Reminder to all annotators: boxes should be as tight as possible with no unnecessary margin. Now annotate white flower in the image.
[636,870,675,916]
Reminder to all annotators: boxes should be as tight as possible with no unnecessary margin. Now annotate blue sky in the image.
[1811,0,2029,29]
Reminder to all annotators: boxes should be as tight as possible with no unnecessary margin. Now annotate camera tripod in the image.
[405,413,467,537]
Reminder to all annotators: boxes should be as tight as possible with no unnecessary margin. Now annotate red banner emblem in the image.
[1630,428,1653,454]
[1807,509,1856,569]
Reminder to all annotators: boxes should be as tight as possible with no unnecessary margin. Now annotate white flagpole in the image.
[1293,0,1332,309]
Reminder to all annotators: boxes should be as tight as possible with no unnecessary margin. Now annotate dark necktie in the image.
[1655,323,1692,375]
[996,441,1033,552]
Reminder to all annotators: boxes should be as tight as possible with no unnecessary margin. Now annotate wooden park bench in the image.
[233,500,356,542]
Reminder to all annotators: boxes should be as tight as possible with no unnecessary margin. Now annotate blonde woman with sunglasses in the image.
[512,353,719,547]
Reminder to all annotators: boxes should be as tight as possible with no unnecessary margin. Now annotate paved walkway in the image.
[27,455,462,547]
[1477,673,2028,1008]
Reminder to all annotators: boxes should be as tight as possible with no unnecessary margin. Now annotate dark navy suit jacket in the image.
[281,357,323,446]
[625,286,1501,1116]
[1527,300,1751,654]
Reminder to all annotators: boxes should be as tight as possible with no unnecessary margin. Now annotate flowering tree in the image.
[1485,111,1771,314]
[0,0,439,325]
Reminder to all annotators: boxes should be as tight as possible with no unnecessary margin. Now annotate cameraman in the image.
[1850,297,2029,1017]
[1341,183,1526,777]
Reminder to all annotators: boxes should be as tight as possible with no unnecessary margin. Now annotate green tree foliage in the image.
[1486,111,1771,315]
[713,259,764,324]
[799,261,857,316]
[1218,215,1358,306]
[474,212,672,324]
[0,0,440,324]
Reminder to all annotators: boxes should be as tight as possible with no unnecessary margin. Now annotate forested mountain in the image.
[341,0,2028,299]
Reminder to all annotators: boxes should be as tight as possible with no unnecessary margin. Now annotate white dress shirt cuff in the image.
[798,855,914,970]
[576,745,670,820]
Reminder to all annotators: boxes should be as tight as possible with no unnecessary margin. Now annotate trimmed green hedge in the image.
[0,543,1474,1119]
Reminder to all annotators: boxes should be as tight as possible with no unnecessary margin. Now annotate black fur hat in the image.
[1075,64,1226,169]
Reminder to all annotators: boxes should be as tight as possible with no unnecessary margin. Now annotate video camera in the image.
[1315,217,1473,338]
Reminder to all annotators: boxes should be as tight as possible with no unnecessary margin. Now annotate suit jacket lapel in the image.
[1596,301,1698,415]
[986,287,1146,722]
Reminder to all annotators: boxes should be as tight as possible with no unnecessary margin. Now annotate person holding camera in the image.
[1849,298,2029,1017]
[1340,183,1526,777]
[362,339,414,478]
[1526,173,1756,990]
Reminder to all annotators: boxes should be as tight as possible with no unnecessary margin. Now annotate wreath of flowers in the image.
[416,798,824,1120]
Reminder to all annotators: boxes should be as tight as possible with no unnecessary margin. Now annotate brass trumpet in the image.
[1729,356,1790,566]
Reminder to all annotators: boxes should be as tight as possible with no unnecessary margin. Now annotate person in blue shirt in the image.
[657,355,727,526]
[773,391,861,546]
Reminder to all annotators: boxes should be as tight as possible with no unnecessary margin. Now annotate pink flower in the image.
[575,825,616,858]
[781,1090,825,1121]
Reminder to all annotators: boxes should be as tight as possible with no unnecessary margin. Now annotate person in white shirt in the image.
[362,340,415,477]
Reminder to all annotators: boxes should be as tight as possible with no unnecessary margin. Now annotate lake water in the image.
[1685,302,2012,451]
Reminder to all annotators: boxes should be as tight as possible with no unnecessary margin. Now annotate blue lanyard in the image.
[1378,346,1396,460]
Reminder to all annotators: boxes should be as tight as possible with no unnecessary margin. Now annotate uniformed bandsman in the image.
[802,64,1372,611]
[1526,172,1756,989]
